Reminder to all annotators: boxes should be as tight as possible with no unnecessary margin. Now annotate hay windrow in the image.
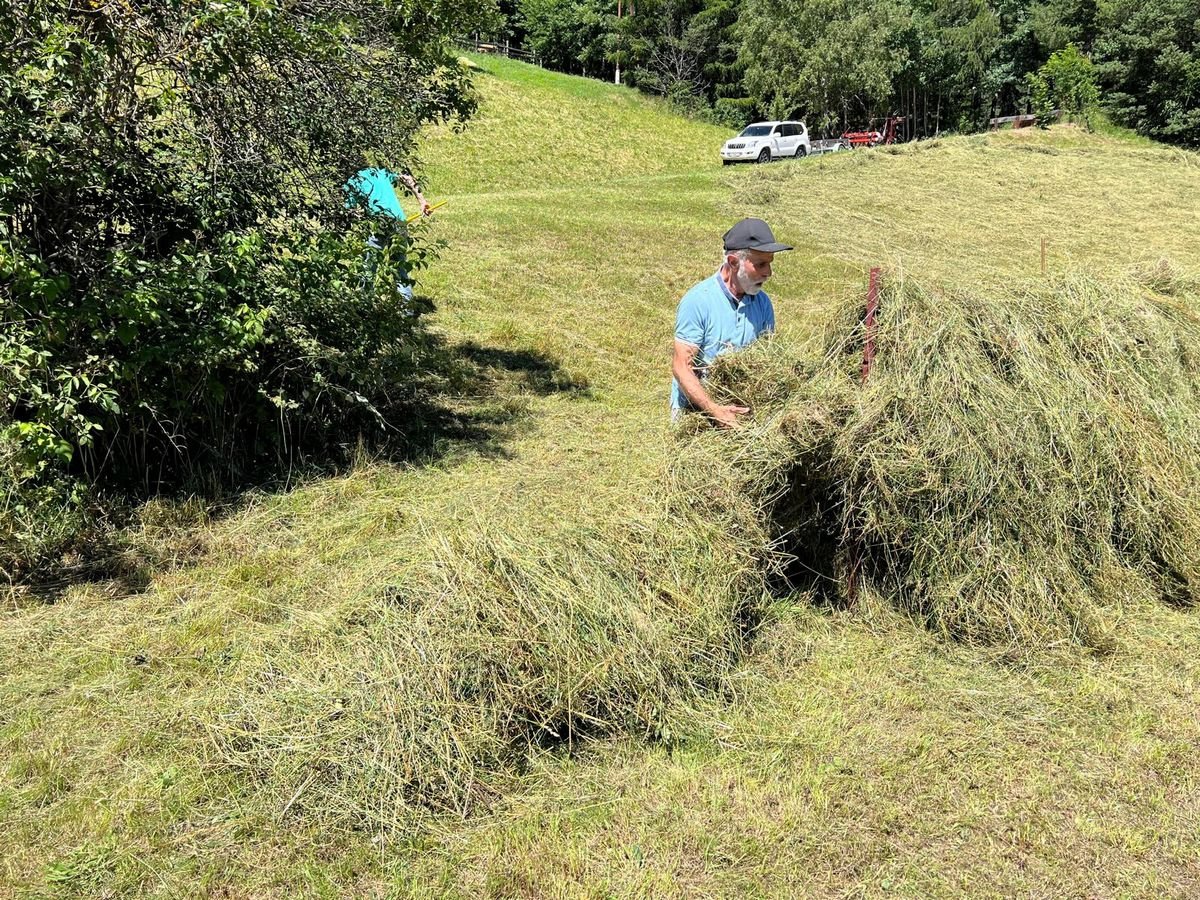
[684,268,1200,649]
[207,506,776,828]
[206,267,1199,835]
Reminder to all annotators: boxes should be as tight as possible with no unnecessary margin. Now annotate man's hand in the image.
[709,404,751,429]
[674,339,752,428]
[419,199,432,216]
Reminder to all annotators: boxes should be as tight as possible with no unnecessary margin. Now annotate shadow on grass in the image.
[6,320,593,606]
[381,333,593,463]
[6,549,153,609]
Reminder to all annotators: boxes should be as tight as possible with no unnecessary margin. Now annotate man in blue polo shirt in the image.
[671,217,793,427]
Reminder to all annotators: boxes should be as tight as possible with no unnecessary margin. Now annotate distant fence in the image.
[457,36,539,66]
[988,110,1060,130]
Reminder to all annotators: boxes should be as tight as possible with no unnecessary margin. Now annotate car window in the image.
[739,125,772,137]
[781,123,796,137]
[772,125,783,135]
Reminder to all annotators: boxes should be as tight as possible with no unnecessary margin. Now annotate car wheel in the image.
[756,147,770,164]
[722,159,732,166]
[794,144,808,158]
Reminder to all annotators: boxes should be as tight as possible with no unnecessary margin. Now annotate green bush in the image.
[1026,45,1100,129]
[0,1,497,571]
[713,97,756,130]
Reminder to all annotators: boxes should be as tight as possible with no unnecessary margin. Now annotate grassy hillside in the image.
[421,54,729,194]
[3,52,1200,897]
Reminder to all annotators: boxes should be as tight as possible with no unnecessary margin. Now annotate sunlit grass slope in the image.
[421,52,730,194]
[732,129,1200,289]
[2,52,1200,897]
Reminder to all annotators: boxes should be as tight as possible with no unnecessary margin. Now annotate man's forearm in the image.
[396,172,427,206]
[673,358,716,413]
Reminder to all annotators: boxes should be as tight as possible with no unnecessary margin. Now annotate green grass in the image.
[397,604,1200,897]
[421,53,729,195]
[3,52,1200,897]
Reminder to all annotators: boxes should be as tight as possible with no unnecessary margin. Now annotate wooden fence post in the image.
[847,266,882,606]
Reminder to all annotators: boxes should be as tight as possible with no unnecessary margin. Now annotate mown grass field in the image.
[3,52,1200,897]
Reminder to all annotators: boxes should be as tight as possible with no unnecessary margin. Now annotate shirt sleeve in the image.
[762,294,776,333]
[675,290,707,348]
[343,172,366,208]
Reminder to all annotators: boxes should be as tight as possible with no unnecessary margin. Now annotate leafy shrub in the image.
[0,1,498,571]
[713,97,756,130]
[1026,45,1100,129]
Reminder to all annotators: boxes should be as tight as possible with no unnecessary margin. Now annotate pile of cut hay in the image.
[208,509,774,829]
[679,266,1200,649]
[206,267,1199,833]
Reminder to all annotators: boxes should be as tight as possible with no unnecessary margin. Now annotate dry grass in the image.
[726,126,1200,293]
[397,602,1200,898]
[200,489,775,833]
[680,267,1200,649]
[4,52,1200,897]
[185,263,1200,849]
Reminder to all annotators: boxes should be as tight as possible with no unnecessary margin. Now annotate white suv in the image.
[721,121,811,164]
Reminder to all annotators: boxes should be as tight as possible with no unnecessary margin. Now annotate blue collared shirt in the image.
[670,270,775,410]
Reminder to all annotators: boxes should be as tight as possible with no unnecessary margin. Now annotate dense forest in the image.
[500,0,1199,144]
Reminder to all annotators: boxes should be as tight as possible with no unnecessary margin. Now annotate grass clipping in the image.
[209,508,772,830]
[682,267,1200,650]
[207,268,1199,833]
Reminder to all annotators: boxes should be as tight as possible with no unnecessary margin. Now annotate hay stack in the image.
[681,267,1200,649]
[210,508,773,827]
[209,267,1199,831]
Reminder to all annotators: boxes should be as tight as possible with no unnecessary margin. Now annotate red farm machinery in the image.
[841,115,906,149]
[811,115,907,155]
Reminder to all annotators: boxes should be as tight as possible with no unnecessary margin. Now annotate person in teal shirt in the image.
[343,167,431,304]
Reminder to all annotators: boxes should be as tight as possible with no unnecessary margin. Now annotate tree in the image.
[903,0,1002,134]
[1,0,498,566]
[1094,0,1200,146]
[687,0,753,124]
[625,0,710,107]
[1026,43,1100,126]
[736,0,912,134]
[519,0,613,76]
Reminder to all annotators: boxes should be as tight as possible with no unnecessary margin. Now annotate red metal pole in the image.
[848,266,882,605]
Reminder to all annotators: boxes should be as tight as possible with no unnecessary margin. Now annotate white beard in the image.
[735,265,765,296]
